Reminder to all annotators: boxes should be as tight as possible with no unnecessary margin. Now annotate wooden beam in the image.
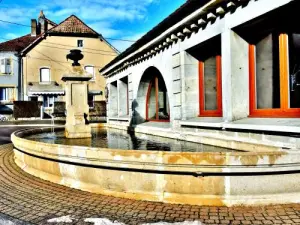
[227,2,236,11]
[166,37,173,43]
[190,23,199,30]
[216,7,225,15]
[207,12,216,21]
[177,32,184,39]
[198,18,207,26]
[171,34,178,41]
[183,27,191,34]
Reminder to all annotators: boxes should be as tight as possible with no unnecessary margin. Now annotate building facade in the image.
[101,0,300,150]
[0,11,118,116]
[0,35,40,114]
[21,12,118,113]
[0,52,19,103]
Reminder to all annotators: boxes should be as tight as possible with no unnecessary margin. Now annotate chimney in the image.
[38,10,48,34]
[31,19,37,36]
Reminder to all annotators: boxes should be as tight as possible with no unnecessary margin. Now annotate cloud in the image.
[79,7,145,21]
[0,0,157,55]
[88,21,121,38]
[0,6,36,27]
[4,33,19,40]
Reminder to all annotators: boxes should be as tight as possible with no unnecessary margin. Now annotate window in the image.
[146,75,170,121]
[29,97,38,102]
[85,66,95,80]
[77,40,83,48]
[0,88,15,102]
[0,58,12,74]
[40,68,50,83]
[199,55,222,117]
[196,36,222,117]
[43,96,55,108]
[249,32,300,117]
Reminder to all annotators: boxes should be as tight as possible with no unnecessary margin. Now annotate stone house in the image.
[0,11,118,115]
[0,35,40,113]
[101,0,300,147]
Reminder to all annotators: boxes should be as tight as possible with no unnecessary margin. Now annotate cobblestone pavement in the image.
[2,144,300,225]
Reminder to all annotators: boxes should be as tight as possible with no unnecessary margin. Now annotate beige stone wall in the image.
[23,36,118,101]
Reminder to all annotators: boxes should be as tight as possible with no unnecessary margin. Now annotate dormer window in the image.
[77,40,83,48]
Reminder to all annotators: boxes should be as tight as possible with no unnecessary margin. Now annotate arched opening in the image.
[135,67,170,123]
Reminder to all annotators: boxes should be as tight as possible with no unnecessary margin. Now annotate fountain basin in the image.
[11,126,300,206]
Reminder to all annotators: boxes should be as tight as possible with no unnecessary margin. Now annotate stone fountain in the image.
[62,49,92,138]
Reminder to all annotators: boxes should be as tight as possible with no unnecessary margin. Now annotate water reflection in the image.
[26,128,240,153]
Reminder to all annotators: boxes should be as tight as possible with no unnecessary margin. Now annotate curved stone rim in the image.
[11,127,300,206]
[11,127,298,170]
[12,126,289,156]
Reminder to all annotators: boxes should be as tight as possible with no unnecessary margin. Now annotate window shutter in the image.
[6,58,12,74]
[0,59,5,74]
[8,58,12,75]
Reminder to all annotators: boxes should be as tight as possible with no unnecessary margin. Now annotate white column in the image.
[221,29,249,122]
[181,51,199,120]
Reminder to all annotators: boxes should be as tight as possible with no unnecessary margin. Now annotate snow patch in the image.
[47,215,74,223]
[84,218,204,225]
[85,218,125,225]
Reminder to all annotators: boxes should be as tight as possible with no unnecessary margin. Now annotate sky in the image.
[0,0,186,52]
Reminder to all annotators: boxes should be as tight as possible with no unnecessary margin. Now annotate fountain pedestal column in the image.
[62,66,92,139]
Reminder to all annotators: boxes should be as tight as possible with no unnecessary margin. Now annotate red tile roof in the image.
[0,15,101,54]
[0,34,41,52]
[47,15,98,36]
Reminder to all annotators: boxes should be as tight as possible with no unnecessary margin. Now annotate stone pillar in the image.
[62,67,92,139]
[221,29,249,122]
[128,73,133,117]
[118,78,129,117]
[109,81,118,117]
[172,52,182,121]
[181,51,199,120]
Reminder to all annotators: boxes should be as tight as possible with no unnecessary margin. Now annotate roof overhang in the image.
[47,33,100,38]
[101,0,221,76]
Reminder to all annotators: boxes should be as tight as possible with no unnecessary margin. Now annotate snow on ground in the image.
[84,218,204,225]
[48,216,204,225]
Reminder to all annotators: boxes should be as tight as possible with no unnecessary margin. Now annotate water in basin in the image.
[26,128,240,152]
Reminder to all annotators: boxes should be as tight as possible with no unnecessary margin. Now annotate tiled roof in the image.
[0,14,103,54]
[0,34,41,52]
[47,15,99,36]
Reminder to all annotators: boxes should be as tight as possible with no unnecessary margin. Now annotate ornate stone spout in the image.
[62,50,93,139]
